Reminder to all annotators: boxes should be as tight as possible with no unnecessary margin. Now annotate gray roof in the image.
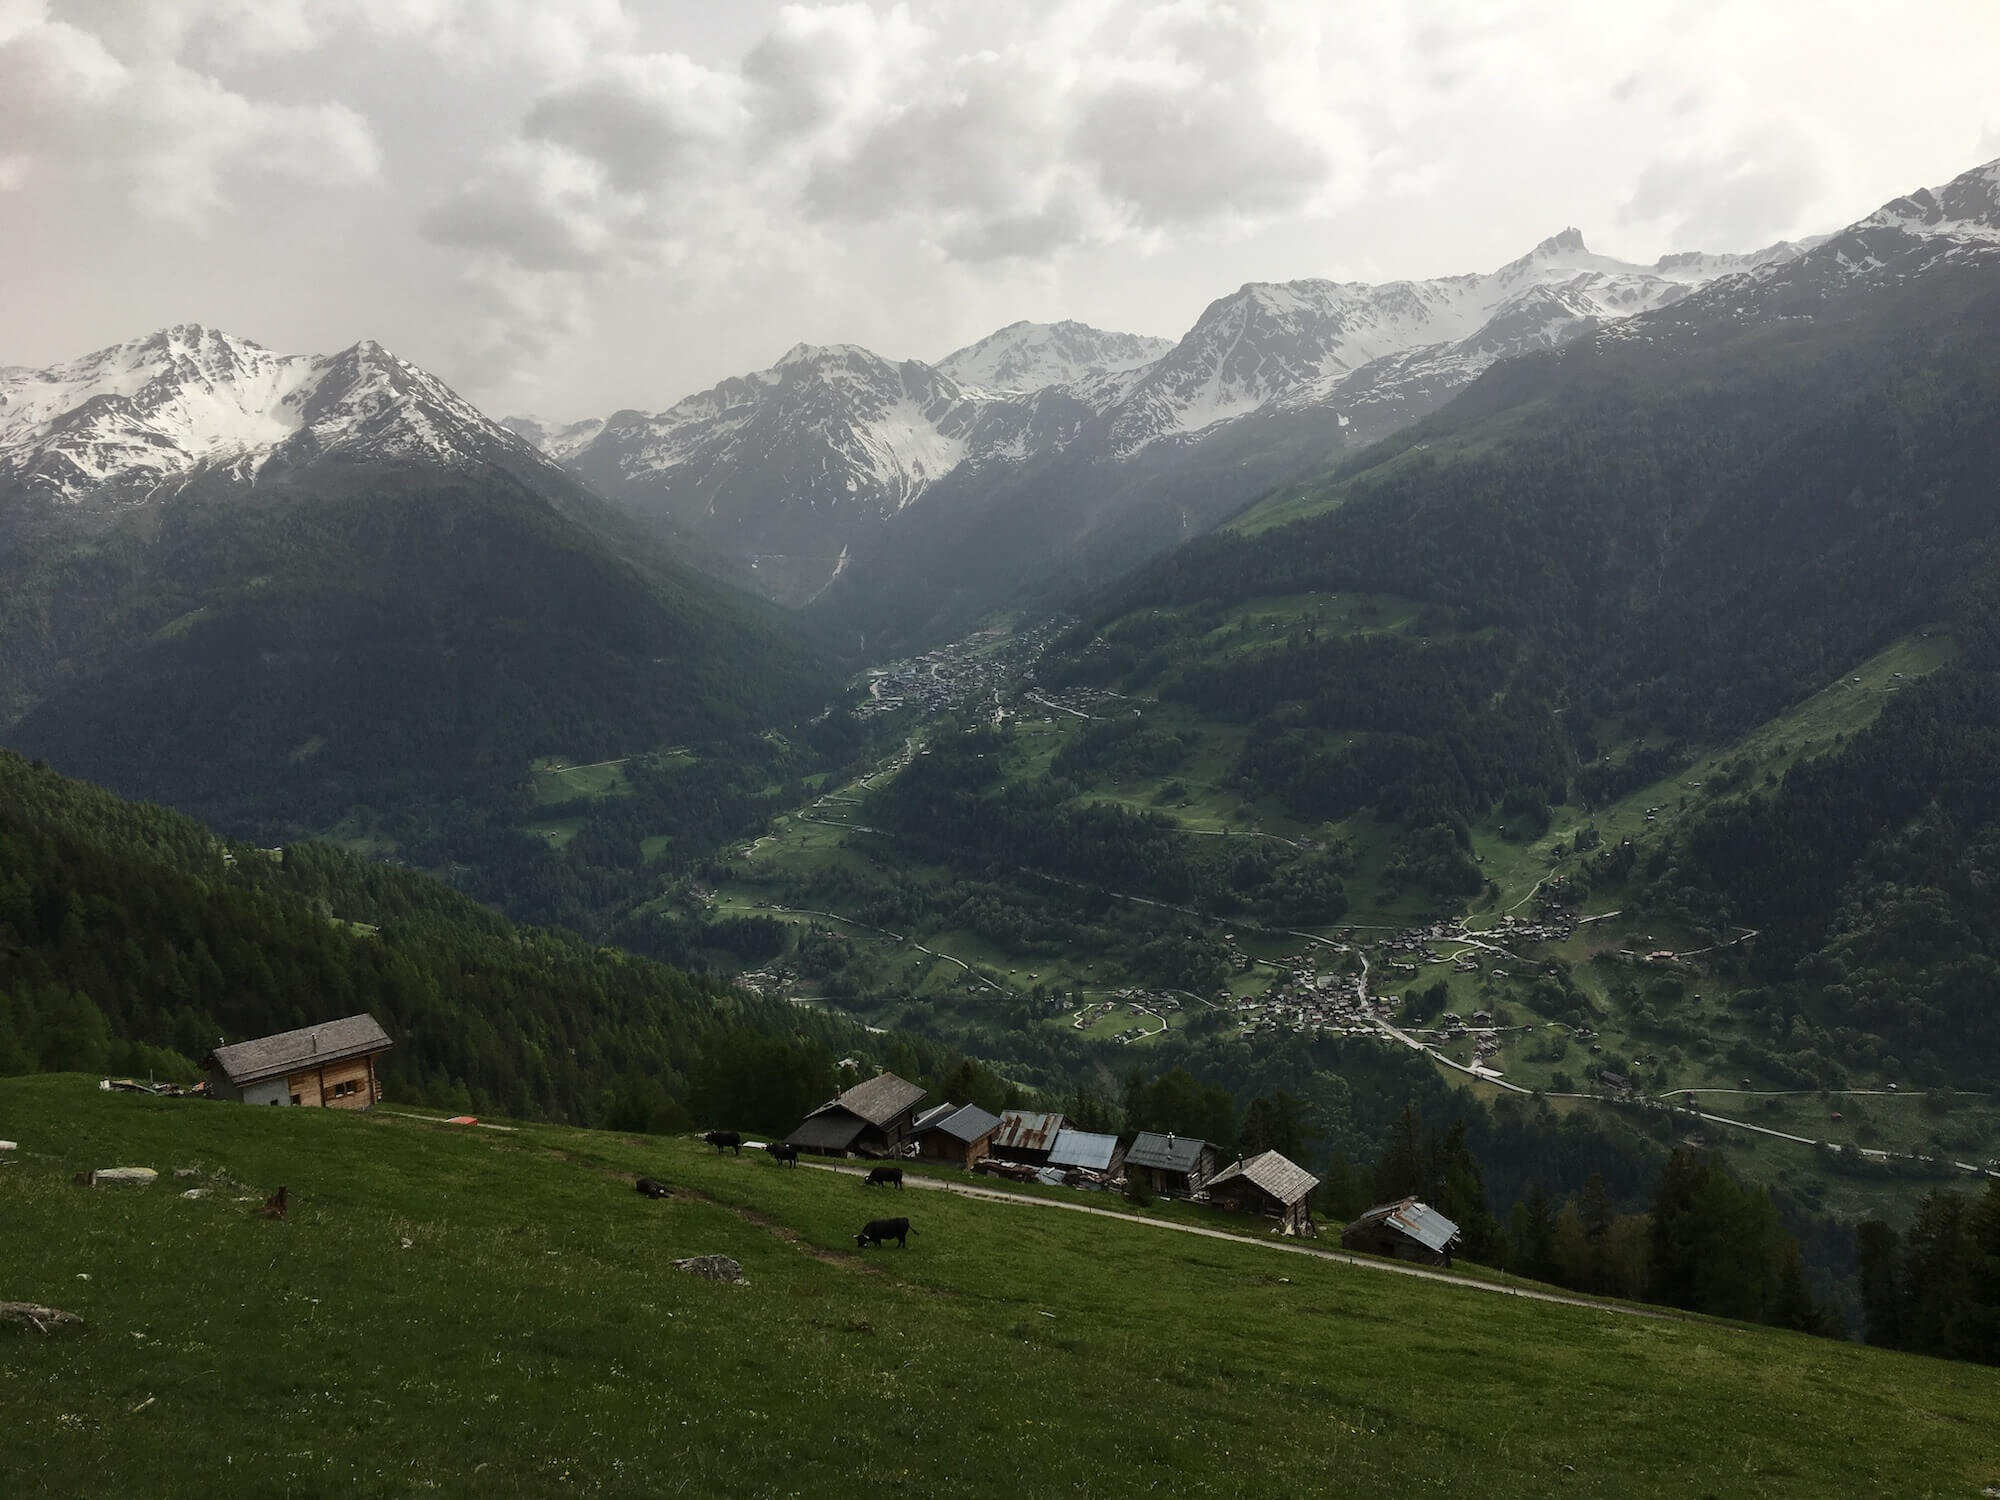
[924,1103,1001,1144]
[206,1014,391,1086]
[1047,1128,1120,1172]
[1347,1196,1461,1253]
[1123,1131,1213,1173]
[786,1111,867,1152]
[1206,1149,1320,1207]
[992,1109,1065,1154]
[826,1071,926,1127]
[912,1102,960,1134]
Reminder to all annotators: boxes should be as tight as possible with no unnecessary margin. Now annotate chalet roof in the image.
[822,1071,926,1127]
[924,1103,1001,1144]
[912,1102,960,1134]
[1123,1131,1212,1173]
[1206,1149,1320,1207]
[992,1109,1065,1154]
[1346,1196,1460,1253]
[1047,1128,1121,1172]
[786,1111,867,1152]
[205,1014,391,1087]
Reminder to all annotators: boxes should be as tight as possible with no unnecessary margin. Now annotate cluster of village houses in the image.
[194,1016,1462,1266]
[781,1069,1461,1265]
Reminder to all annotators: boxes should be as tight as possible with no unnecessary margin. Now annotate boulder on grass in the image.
[87,1168,157,1187]
[672,1255,746,1284]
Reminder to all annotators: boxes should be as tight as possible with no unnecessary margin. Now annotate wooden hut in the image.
[786,1072,927,1157]
[1121,1131,1219,1198]
[913,1103,1001,1169]
[203,1014,391,1110]
[1340,1197,1461,1267]
[1204,1149,1320,1236]
[989,1109,1065,1165]
[1047,1128,1123,1178]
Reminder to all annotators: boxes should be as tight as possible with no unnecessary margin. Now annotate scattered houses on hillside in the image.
[786,1072,927,1157]
[203,1014,391,1109]
[913,1102,1002,1169]
[1122,1131,1220,1198]
[1205,1149,1320,1236]
[1341,1197,1461,1267]
[989,1109,1066,1166]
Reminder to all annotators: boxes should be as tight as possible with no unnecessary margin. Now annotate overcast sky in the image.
[5,1,1998,418]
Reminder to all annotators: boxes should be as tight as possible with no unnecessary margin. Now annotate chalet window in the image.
[331,1080,361,1098]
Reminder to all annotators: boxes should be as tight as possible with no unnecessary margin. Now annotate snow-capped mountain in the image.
[935,320,1174,396]
[0,323,558,506]
[501,413,605,462]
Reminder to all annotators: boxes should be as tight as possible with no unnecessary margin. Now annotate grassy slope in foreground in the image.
[4,1078,1996,1499]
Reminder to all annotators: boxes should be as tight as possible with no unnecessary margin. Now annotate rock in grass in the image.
[0,1303,84,1334]
[672,1255,747,1284]
[87,1168,157,1187]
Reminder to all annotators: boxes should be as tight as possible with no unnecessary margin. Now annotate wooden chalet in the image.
[1047,1127,1123,1178]
[1340,1196,1461,1267]
[1121,1131,1219,1198]
[1205,1149,1320,1236]
[786,1072,927,1157]
[913,1102,1002,1169]
[203,1014,391,1110]
[988,1109,1065,1165]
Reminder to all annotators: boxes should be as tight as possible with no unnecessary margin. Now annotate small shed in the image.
[989,1109,1065,1165]
[203,1014,391,1109]
[1205,1149,1320,1236]
[1047,1128,1124,1177]
[914,1102,1001,1170]
[786,1072,927,1157]
[1340,1196,1461,1267]
[1122,1131,1219,1198]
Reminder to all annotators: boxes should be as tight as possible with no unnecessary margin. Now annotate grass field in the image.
[4,1077,1998,1498]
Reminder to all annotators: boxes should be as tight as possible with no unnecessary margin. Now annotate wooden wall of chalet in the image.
[281,1054,381,1110]
[918,1130,995,1170]
[1209,1180,1314,1236]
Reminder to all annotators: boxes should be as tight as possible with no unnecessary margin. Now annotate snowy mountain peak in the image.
[1534,227,1589,256]
[936,320,1174,395]
[0,327,550,504]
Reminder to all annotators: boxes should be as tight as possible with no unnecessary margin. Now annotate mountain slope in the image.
[934,319,1174,394]
[0,326,834,845]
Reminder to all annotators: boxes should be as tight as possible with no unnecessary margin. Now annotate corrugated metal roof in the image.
[927,1103,1001,1144]
[831,1071,926,1126]
[206,1014,391,1086]
[992,1109,1065,1153]
[912,1102,960,1134]
[1347,1196,1460,1252]
[1047,1128,1120,1171]
[1206,1149,1320,1206]
[1123,1131,1212,1173]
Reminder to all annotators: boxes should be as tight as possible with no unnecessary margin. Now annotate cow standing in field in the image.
[854,1217,914,1249]
[865,1165,903,1188]
[768,1143,799,1167]
[703,1130,743,1155]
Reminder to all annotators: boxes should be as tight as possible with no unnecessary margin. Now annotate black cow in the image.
[635,1177,671,1199]
[768,1142,799,1168]
[864,1165,904,1188]
[703,1130,742,1155]
[854,1217,914,1249]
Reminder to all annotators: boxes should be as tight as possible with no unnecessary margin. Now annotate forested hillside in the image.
[0,751,1000,1130]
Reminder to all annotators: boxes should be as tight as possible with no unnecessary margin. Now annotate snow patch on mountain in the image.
[936,320,1175,396]
[502,413,606,461]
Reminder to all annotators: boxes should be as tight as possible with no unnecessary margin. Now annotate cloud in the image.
[1621,122,1828,250]
[0,10,378,219]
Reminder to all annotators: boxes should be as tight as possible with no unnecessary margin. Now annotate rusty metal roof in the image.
[992,1109,1065,1154]
[1047,1128,1120,1172]
[1123,1131,1213,1173]
[205,1014,391,1086]
[1206,1149,1320,1207]
[1346,1196,1460,1253]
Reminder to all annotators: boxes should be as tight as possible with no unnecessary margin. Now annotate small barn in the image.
[1341,1197,1461,1267]
[786,1072,927,1157]
[1205,1149,1320,1236]
[1047,1127,1124,1178]
[1122,1131,1219,1198]
[989,1109,1065,1165]
[913,1103,1001,1169]
[204,1014,391,1109]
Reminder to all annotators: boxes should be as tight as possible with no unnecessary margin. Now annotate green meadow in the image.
[4,1077,1996,1498]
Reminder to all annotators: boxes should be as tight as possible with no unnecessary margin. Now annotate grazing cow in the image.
[864,1165,904,1188]
[854,1217,914,1249]
[702,1130,743,1156]
[768,1143,799,1168]
[635,1177,671,1199]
